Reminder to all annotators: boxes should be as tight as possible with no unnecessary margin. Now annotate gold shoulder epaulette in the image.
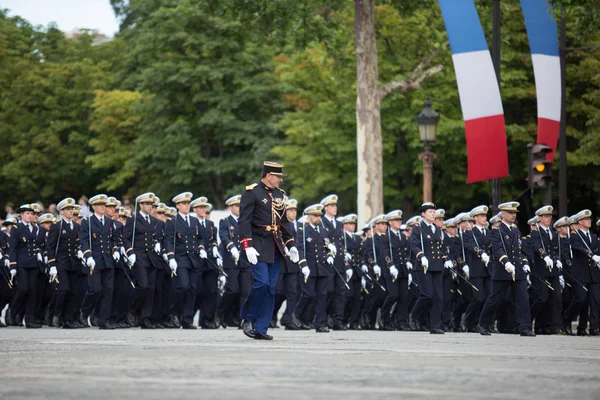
[279,188,286,194]
[246,183,258,191]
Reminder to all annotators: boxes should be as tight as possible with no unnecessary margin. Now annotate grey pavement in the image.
[1,328,600,400]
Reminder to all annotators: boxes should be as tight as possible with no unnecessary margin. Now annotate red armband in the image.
[241,238,250,249]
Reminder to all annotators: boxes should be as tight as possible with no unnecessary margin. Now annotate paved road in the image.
[1,328,600,400]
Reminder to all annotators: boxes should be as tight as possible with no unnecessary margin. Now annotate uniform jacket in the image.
[490,222,528,281]
[321,216,349,272]
[463,226,491,278]
[388,228,410,279]
[530,226,560,278]
[297,223,330,278]
[165,213,206,270]
[9,222,41,270]
[570,229,600,283]
[345,232,362,281]
[123,212,163,269]
[80,215,119,270]
[410,222,447,272]
[46,219,81,272]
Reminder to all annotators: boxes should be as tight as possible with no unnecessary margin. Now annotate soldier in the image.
[272,198,301,330]
[190,196,220,329]
[150,203,173,328]
[46,198,81,328]
[294,204,331,332]
[342,214,363,330]
[215,195,248,328]
[80,194,121,329]
[409,203,453,334]
[489,213,501,229]
[478,201,535,336]
[442,218,461,331]
[0,218,16,326]
[124,193,163,329]
[165,192,207,329]
[319,194,350,331]
[462,205,492,333]
[8,204,43,328]
[239,161,299,340]
[563,209,600,336]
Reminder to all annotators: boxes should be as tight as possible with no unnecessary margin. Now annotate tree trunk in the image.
[355,0,383,227]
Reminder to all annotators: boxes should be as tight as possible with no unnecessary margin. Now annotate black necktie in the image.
[587,232,591,242]
[100,217,104,226]
[185,216,189,227]
[316,226,319,233]
[28,224,32,233]
[69,222,73,230]
[146,216,150,224]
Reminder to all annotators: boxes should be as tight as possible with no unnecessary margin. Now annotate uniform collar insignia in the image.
[262,198,268,204]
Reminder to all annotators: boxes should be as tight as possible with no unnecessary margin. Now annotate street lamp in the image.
[417,97,440,203]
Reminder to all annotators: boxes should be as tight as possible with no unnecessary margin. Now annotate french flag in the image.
[521,0,561,161]
[438,0,509,183]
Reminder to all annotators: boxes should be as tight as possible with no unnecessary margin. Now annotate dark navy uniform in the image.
[238,180,295,335]
[363,232,392,328]
[294,223,331,329]
[0,229,12,320]
[479,221,532,333]
[381,228,410,329]
[80,214,120,327]
[47,219,80,326]
[463,226,492,330]
[151,218,172,326]
[344,231,363,328]
[321,216,348,328]
[273,219,300,328]
[195,217,219,327]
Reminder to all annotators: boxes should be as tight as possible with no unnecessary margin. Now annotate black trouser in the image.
[81,268,114,326]
[295,275,328,329]
[479,279,532,331]
[151,268,172,323]
[195,269,218,325]
[130,265,157,322]
[411,270,443,330]
[530,274,551,327]
[71,272,88,322]
[216,268,240,321]
[564,281,599,332]
[171,266,198,326]
[326,271,347,324]
[54,269,78,322]
[344,277,362,325]
[365,275,386,326]
[36,273,54,323]
[0,273,11,319]
[464,277,492,329]
[111,267,134,323]
[272,271,298,325]
[11,267,41,324]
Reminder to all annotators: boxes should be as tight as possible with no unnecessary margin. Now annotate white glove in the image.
[245,247,259,265]
[155,242,161,254]
[87,257,96,269]
[346,269,353,280]
[526,274,532,286]
[231,247,240,261]
[328,243,337,256]
[559,275,565,288]
[289,247,300,263]
[444,260,453,269]
[345,252,352,261]
[373,265,381,276]
[37,253,43,263]
[162,253,168,263]
[169,259,178,272]
[217,257,223,267]
[361,277,366,290]
[301,266,310,279]
[593,255,600,264]
[361,265,369,274]
[523,264,531,273]
[481,252,490,266]
[4,258,10,268]
[199,249,208,259]
[113,251,120,262]
[556,260,563,270]
[406,261,413,270]
[421,257,429,268]
[462,265,470,279]
[49,266,57,279]
[77,250,84,260]
[390,265,398,279]
[10,269,16,279]
[212,246,220,259]
[128,254,136,267]
[544,256,554,269]
[327,256,334,265]
[407,273,413,288]
[504,262,516,275]
[219,275,226,286]
[44,255,48,264]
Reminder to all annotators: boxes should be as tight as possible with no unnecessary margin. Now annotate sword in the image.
[204,256,229,277]
[447,267,479,292]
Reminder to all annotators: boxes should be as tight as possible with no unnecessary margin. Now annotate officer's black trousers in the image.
[344,277,362,325]
[479,279,532,331]
[216,268,240,321]
[272,271,298,325]
[326,272,347,324]
[295,275,328,329]
[171,266,198,326]
[131,265,157,322]
[151,268,172,323]
[81,268,114,326]
[11,267,41,324]
[464,277,492,329]
[410,270,443,330]
[54,269,78,322]
[195,269,218,325]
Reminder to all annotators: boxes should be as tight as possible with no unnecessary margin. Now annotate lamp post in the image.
[417,97,440,203]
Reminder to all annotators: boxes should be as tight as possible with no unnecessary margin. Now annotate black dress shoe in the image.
[242,320,255,338]
[99,323,116,330]
[379,325,395,331]
[577,329,589,336]
[520,330,536,337]
[141,320,157,329]
[52,316,63,328]
[333,323,347,331]
[408,314,418,331]
[478,325,491,335]
[299,322,311,330]
[349,323,361,330]
[430,328,445,334]
[201,321,218,329]
[0,320,6,328]
[161,320,175,329]
[589,329,600,336]
[284,323,300,330]
[26,322,42,329]
[562,319,573,335]
[269,320,280,329]
[90,315,99,327]
[63,321,79,329]
[182,323,197,330]
[316,327,330,333]
[170,315,181,328]
[254,332,273,340]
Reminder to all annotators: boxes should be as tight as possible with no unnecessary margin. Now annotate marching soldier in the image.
[80,194,121,329]
[0,218,16,326]
[238,161,299,340]
[294,204,331,332]
[342,214,363,330]
[563,209,600,336]
[478,201,535,336]
[409,203,453,334]
[150,203,174,328]
[165,192,207,329]
[124,193,162,329]
[442,218,461,331]
[47,198,81,328]
[320,194,350,331]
